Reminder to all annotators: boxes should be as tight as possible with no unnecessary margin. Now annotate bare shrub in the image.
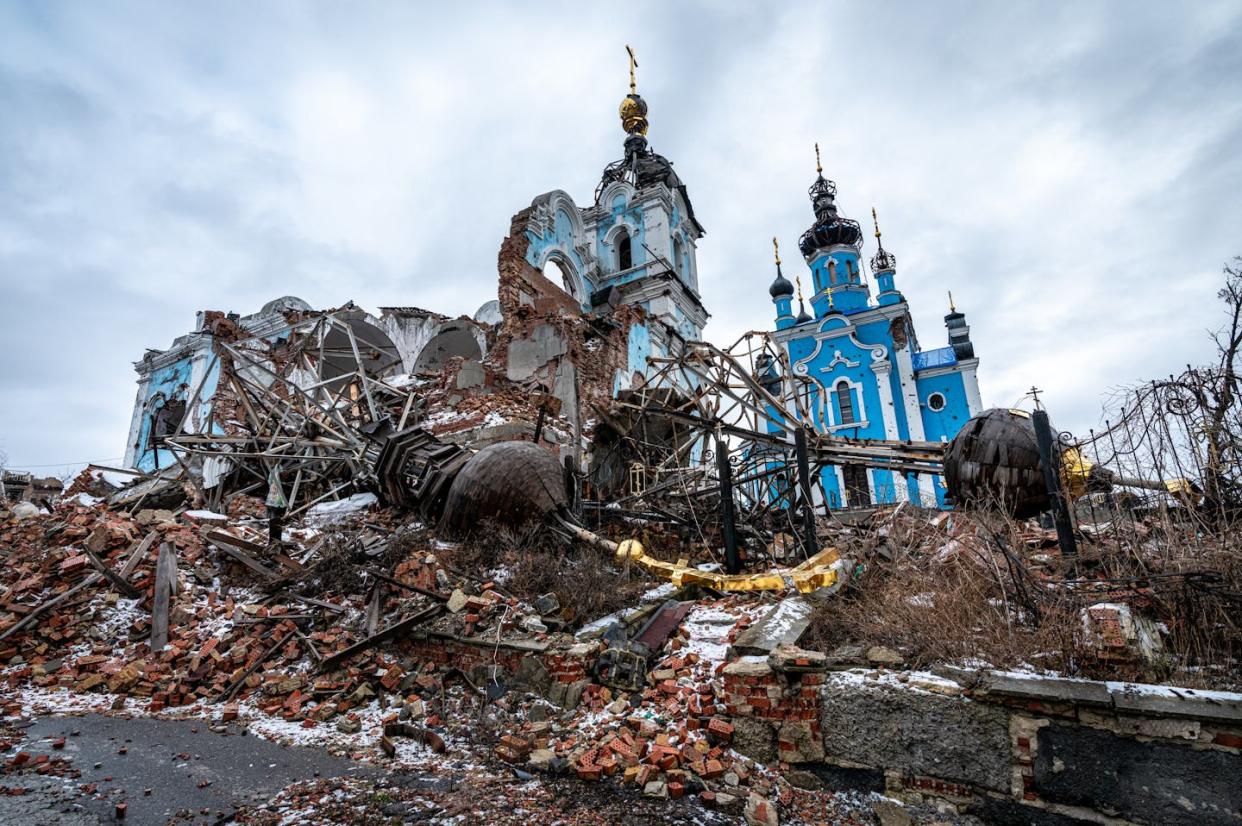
[438,522,652,626]
[805,505,1241,689]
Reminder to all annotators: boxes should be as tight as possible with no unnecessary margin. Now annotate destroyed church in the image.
[121,60,980,513]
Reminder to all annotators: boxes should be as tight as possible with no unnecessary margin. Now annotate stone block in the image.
[732,717,777,763]
[732,597,812,657]
[821,674,1012,793]
[455,360,485,389]
[1033,721,1242,826]
[507,324,567,382]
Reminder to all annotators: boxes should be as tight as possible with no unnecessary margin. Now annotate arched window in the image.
[846,258,857,281]
[672,236,684,277]
[153,398,186,438]
[835,382,856,425]
[617,229,632,272]
[544,258,578,299]
[827,260,838,285]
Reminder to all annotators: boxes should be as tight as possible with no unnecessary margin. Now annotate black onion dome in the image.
[798,173,862,258]
[796,302,812,323]
[769,263,793,299]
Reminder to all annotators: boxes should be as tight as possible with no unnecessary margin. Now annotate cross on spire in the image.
[626,45,638,94]
[814,142,822,175]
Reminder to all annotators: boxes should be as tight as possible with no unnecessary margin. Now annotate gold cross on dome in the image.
[815,143,822,174]
[626,45,638,93]
[772,236,781,266]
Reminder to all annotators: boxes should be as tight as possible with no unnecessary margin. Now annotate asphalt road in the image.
[0,714,374,825]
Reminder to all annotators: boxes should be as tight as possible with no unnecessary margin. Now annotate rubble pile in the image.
[0,486,895,823]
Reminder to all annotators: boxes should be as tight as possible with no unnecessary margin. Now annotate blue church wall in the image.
[916,371,971,443]
[626,321,651,382]
[871,468,898,504]
[134,354,220,473]
[524,205,593,305]
[819,465,843,509]
[595,193,648,281]
[915,369,971,507]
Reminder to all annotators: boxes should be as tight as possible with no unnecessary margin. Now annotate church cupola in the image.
[945,292,975,359]
[597,47,704,239]
[800,145,868,317]
[770,237,795,329]
[870,208,903,307]
[795,276,813,324]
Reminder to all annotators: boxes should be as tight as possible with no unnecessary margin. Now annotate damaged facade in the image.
[122,74,709,490]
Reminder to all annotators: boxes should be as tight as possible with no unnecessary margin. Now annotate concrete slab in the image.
[1108,682,1242,724]
[731,597,812,657]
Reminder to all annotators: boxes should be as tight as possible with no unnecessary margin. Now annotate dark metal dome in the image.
[769,262,794,299]
[439,441,568,538]
[596,134,704,236]
[871,246,897,273]
[944,408,1053,519]
[798,174,862,258]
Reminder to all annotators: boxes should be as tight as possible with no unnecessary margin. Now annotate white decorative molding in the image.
[826,350,860,370]
[792,329,888,377]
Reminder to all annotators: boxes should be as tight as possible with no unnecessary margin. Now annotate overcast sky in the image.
[2,1,1240,474]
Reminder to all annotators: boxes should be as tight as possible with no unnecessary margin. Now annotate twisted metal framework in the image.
[591,330,946,562]
[161,308,426,517]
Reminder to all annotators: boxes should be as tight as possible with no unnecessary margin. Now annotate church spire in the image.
[870,207,897,273]
[799,142,862,260]
[795,276,812,324]
[618,45,649,137]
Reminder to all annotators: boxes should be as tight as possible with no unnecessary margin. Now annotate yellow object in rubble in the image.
[1164,478,1201,504]
[1060,446,1094,500]
[615,539,843,594]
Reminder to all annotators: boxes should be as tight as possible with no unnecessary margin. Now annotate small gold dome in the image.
[619,93,648,136]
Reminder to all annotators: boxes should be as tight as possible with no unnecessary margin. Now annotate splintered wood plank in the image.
[81,547,141,599]
[150,542,176,651]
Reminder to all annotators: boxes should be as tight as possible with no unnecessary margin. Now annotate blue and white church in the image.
[766,152,983,508]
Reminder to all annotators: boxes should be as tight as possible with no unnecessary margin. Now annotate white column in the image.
[872,359,908,503]
[122,375,152,469]
[893,345,937,505]
[961,363,983,415]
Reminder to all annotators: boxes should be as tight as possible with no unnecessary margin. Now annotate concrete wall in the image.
[811,668,1242,825]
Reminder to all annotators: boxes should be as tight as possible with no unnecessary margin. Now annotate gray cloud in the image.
[1,1,1240,473]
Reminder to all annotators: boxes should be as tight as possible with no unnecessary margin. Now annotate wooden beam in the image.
[150,542,176,651]
[319,605,442,673]
[81,547,141,599]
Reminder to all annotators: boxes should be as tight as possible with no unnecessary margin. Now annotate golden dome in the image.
[619,94,649,136]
